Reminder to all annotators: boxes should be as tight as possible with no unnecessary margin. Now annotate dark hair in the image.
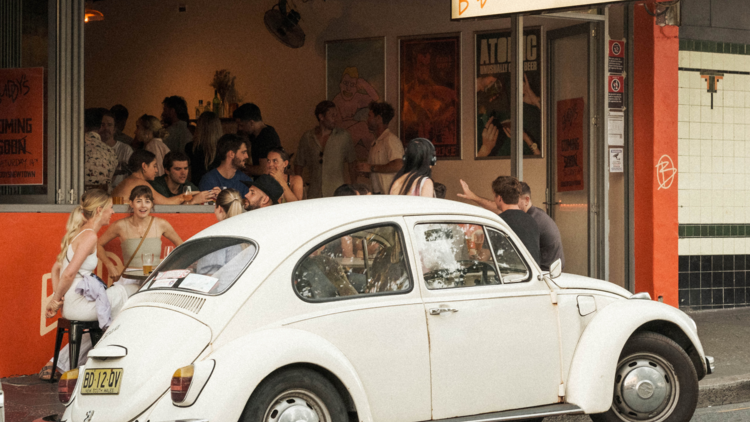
[391,138,435,195]
[128,149,157,173]
[351,183,370,195]
[129,185,155,202]
[110,104,129,124]
[315,100,336,121]
[369,101,395,126]
[97,107,115,121]
[84,108,104,132]
[216,134,245,163]
[164,151,190,172]
[491,176,522,205]
[162,96,190,121]
[520,181,531,197]
[333,184,358,197]
[233,103,262,122]
[433,182,446,199]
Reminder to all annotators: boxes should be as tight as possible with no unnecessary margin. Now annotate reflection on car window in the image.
[415,223,500,290]
[486,229,529,283]
[294,225,411,301]
[142,237,256,294]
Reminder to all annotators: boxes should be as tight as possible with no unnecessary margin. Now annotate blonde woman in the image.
[40,189,135,378]
[136,114,170,176]
[186,112,222,184]
[214,188,244,221]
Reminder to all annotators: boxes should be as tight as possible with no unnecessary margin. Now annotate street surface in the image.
[545,401,750,422]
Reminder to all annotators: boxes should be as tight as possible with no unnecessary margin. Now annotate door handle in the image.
[543,200,562,206]
[429,308,459,315]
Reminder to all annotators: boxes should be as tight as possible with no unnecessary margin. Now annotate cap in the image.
[242,175,283,205]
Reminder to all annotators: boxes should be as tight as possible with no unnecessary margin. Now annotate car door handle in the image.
[429,308,459,315]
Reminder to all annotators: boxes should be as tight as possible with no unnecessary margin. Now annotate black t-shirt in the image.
[185,141,221,184]
[248,125,281,166]
[499,209,541,266]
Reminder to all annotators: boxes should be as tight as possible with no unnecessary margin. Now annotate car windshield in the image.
[142,237,257,295]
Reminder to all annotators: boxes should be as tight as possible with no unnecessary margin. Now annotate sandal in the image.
[38,362,62,381]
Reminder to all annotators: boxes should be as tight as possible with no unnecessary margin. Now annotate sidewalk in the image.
[3,306,750,421]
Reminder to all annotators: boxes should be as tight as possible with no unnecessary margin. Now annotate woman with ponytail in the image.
[389,138,436,197]
[213,188,244,222]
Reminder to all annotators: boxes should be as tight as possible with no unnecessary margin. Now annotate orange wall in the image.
[633,6,679,305]
[0,212,215,378]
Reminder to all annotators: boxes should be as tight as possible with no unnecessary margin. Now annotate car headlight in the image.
[171,360,215,407]
[58,368,79,404]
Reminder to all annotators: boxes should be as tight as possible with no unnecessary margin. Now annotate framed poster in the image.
[0,67,45,185]
[475,28,543,159]
[556,97,585,192]
[326,37,385,163]
[400,34,461,159]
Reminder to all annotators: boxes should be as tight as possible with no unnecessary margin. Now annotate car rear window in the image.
[142,237,256,295]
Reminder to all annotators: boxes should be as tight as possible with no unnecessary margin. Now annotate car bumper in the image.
[706,356,715,375]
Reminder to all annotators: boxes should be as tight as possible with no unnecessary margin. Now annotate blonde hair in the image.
[193,112,222,168]
[215,188,243,219]
[137,114,163,138]
[341,66,359,80]
[56,189,111,263]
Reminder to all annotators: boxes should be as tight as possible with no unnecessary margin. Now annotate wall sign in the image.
[608,40,624,74]
[608,75,624,109]
[0,67,44,186]
[609,147,623,172]
[556,98,585,192]
[452,0,627,19]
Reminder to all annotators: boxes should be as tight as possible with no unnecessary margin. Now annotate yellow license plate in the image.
[81,368,123,394]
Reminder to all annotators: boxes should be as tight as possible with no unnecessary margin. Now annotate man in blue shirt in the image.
[199,134,252,197]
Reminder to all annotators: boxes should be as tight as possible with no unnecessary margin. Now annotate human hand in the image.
[268,166,286,184]
[190,190,213,205]
[456,179,477,201]
[522,74,541,109]
[45,296,64,318]
[356,162,372,173]
[477,117,499,157]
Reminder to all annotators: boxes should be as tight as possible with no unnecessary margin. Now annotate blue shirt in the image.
[199,168,252,197]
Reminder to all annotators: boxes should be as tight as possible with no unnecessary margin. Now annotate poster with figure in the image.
[475,28,543,159]
[0,67,45,185]
[400,35,461,159]
[556,97,585,192]
[326,37,385,164]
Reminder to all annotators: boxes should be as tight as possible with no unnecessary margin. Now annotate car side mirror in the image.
[549,259,562,279]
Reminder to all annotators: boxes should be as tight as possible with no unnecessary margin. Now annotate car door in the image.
[406,216,563,420]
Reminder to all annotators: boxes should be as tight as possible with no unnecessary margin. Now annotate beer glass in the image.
[142,253,155,274]
[183,186,193,203]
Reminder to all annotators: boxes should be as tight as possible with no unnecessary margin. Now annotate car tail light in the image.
[171,365,194,403]
[58,368,79,403]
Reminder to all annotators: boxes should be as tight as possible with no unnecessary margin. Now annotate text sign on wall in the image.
[0,67,44,186]
[452,0,626,19]
[557,98,585,192]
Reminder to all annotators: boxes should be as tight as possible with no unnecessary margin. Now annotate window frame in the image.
[291,222,415,303]
[485,226,532,284]
[140,235,258,297]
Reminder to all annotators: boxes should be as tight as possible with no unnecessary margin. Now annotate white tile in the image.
[690,51,702,68]
[724,74,735,91]
[737,75,747,92]
[713,140,723,157]
[702,139,713,157]
[690,207,702,224]
[701,175,712,190]
[690,122,702,139]
[678,121,689,139]
[679,51,690,68]
[678,238,688,255]
[725,124,735,140]
[678,206,688,223]
[701,106,713,123]
[724,173,735,190]
[689,139,700,156]
[735,170,746,189]
[713,123,723,138]
[742,92,750,108]
[725,107,735,124]
[725,91,735,108]
[714,53,726,70]
[678,155,689,174]
[679,71,689,88]
[690,173,702,190]
[690,155,702,173]
[713,238,724,254]
[701,207,713,224]
[678,104,689,122]
[689,105,701,122]
[690,89,702,106]
[679,87,690,105]
[701,155,712,173]
[690,72,702,89]
[735,107,745,123]
[702,90,712,107]
[678,173,687,190]
[702,123,713,139]
[715,90,724,108]
[735,124,745,141]
[701,52,713,70]
[725,238,735,254]
[712,156,723,174]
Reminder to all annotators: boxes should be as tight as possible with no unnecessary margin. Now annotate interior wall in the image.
[84,0,581,207]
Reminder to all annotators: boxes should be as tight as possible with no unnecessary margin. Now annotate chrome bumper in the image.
[706,355,715,375]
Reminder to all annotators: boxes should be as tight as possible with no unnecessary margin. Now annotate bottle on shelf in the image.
[204,100,212,114]
[212,90,222,117]
[196,100,203,119]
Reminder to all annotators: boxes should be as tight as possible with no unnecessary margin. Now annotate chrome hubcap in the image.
[613,354,678,421]
[265,389,330,422]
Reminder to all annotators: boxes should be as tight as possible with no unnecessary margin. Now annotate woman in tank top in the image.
[99,185,183,280]
[389,138,436,197]
[266,147,303,203]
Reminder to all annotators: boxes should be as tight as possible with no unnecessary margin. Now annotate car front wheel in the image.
[240,368,349,422]
[591,332,699,422]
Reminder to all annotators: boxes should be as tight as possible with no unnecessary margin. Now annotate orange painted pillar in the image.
[633,4,679,306]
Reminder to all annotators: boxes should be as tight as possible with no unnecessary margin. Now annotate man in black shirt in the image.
[492,176,541,266]
[233,103,281,177]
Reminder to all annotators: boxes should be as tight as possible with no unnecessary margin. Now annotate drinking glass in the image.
[163,246,174,259]
[183,186,193,203]
[142,252,155,274]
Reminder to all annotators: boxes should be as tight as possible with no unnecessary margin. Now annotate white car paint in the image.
[60,196,709,422]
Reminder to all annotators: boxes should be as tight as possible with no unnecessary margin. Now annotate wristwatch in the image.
[530,143,539,152]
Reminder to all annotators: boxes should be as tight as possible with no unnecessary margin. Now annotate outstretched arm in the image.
[456,179,500,213]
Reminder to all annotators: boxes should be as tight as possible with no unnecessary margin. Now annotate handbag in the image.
[113,216,154,281]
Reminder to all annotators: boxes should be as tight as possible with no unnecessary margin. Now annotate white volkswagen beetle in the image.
[58,196,713,422]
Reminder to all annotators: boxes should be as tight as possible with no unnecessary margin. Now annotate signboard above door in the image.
[452,0,625,19]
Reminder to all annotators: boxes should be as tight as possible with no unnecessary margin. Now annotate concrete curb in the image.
[698,374,750,408]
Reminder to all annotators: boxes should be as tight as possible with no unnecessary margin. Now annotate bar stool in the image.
[49,318,103,383]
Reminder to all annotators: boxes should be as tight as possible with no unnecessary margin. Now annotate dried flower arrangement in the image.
[210,69,237,102]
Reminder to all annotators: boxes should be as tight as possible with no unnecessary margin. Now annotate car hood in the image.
[69,306,211,422]
[551,273,632,298]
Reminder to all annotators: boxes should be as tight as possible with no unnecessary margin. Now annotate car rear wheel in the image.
[240,368,349,422]
[590,332,698,422]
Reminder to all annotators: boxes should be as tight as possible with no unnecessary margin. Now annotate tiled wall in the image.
[678,40,750,310]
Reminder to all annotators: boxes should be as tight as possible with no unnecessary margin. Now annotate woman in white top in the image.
[137,114,170,176]
[388,138,436,197]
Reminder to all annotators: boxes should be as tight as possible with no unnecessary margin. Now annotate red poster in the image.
[0,67,45,185]
[556,98,585,192]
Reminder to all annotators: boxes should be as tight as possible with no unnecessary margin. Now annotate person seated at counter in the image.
[149,151,200,199]
[112,149,215,205]
[199,134,253,197]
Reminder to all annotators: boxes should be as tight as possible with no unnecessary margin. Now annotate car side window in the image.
[414,223,500,290]
[486,228,530,283]
[293,224,411,301]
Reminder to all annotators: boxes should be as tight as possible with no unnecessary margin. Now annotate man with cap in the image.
[242,175,284,211]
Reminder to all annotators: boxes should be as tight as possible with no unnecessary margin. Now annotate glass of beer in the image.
[162,246,174,259]
[183,186,193,203]
[142,253,155,274]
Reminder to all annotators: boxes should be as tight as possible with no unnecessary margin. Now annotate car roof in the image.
[193,196,506,245]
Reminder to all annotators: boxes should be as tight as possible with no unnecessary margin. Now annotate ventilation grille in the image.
[127,291,206,314]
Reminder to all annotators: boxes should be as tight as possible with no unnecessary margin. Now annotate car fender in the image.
[146,327,373,422]
[565,299,705,414]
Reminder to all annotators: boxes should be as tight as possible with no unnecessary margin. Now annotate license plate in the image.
[81,368,123,395]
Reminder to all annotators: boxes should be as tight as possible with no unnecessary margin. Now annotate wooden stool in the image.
[50,318,103,383]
